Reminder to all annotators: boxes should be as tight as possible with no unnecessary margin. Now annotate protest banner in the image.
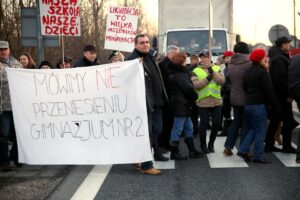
[6,60,152,164]
[104,6,139,52]
[39,0,81,36]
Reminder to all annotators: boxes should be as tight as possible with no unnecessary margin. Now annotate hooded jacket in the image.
[227,53,251,106]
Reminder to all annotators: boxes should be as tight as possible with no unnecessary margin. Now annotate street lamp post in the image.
[294,0,297,47]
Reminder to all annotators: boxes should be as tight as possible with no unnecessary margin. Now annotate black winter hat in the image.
[39,60,53,69]
[275,36,291,47]
[83,44,96,52]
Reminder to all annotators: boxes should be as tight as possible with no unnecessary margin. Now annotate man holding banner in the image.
[0,41,22,172]
[128,34,169,175]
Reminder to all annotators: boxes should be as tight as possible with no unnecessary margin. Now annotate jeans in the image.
[198,106,221,147]
[141,109,163,170]
[224,106,247,149]
[0,111,18,166]
[170,117,193,141]
[239,104,267,161]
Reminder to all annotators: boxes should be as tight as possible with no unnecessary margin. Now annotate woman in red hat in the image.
[237,48,279,163]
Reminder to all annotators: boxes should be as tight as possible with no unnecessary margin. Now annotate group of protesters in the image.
[127,34,300,175]
[0,33,300,175]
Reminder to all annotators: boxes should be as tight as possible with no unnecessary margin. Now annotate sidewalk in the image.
[0,164,71,200]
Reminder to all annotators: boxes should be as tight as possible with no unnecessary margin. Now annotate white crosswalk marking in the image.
[71,165,112,200]
[273,143,300,167]
[206,137,249,168]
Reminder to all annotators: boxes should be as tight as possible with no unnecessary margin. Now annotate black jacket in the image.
[74,57,99,67]
[168,62,198,117]
[158,57,172,96]
[268,47,290,103]
[243,62,277,109]
[289,54,300,101]
[127,49,168,111]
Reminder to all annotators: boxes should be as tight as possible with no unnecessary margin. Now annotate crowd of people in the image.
[0,34,300,175]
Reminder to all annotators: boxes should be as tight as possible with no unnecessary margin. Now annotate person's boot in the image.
[200,135,209,154]
[170,141,188,160]
[184,137,204,158]
[154,152,169,161]
[200,144,209,154]
[282,145,296,153]
[223,148,233,156]
[208,141,215,153]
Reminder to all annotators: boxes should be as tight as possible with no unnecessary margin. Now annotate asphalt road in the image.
[48,107,300,200]
[47,129,300,200]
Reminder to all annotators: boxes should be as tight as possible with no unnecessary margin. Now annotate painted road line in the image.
[207,136,249,168]
[274,143,300,167]
[153,152,175,169]
[71,165,112,200]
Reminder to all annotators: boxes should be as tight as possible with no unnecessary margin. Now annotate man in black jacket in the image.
[74,44,99,67]
[158,45,179,151]
[265,36,298,153]
[288,54,300,162]
[127,34,169,175]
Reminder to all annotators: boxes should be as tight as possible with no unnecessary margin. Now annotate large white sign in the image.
[6,60,152,165]
[39,0,81,36]
[104,6,139,52]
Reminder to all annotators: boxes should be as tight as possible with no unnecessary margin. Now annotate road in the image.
[48,129,300,200]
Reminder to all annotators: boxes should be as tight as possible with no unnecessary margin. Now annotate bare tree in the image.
[0,0,158,65]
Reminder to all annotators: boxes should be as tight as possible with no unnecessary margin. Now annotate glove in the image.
[207,67,214,74]
[206,74,213,82]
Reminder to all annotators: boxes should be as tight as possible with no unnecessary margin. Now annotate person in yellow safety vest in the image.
[191,49,225,153]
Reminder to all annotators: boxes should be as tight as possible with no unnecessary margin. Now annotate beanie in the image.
[249,48,266,63]
[83,44,96,52]
[223,51,234,58]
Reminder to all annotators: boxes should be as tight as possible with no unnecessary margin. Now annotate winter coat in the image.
[168,62,198,116]
[0,56,23,111]
[227,53,251,106]
[288,54,300,101]
[127,49,168,112]
[268,47,290,104]
[243,62,277,109]
[74,57,99,67]
[158,57,172,96]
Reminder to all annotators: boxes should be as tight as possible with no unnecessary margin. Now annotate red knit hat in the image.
[249,48,266,63]
[223,51,234,58]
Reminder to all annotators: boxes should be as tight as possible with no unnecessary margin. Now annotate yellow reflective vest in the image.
[193,65,222,101]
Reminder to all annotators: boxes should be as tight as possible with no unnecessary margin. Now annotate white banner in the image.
[104,6,139,52]
[39,0,81,36]
[6,60,152,165]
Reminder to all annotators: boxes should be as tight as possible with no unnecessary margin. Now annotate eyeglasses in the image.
[138,41,149,45]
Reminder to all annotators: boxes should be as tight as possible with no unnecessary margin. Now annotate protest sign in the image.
[6,60,152,164]
[39,0,81,36]
[104,6,139,52]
